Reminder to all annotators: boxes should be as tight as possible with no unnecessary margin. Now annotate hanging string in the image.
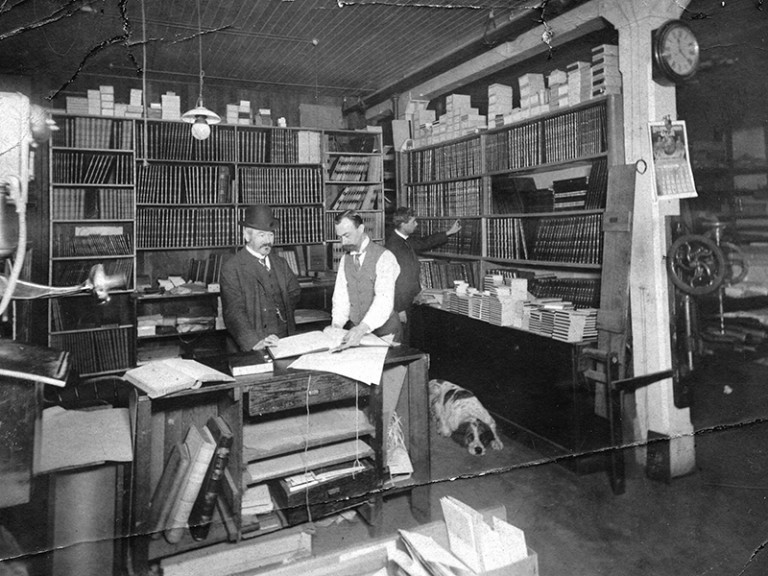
[196,0,205,105]
[140,0,148,167]
[303,374,313,523]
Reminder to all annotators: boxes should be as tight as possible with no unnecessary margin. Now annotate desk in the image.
[129,346,431,574]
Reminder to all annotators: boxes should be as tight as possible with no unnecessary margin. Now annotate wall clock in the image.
[652,19,701,83]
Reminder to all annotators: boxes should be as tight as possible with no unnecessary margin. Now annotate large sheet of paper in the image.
[37,406,133,474]
[287,345,388,386]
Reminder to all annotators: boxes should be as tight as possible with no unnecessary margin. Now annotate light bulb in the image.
[191,117,211,140]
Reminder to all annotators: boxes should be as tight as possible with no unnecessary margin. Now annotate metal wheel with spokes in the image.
[666,234,727,296]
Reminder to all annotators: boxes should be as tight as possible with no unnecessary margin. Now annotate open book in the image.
[267,327,392,360]
[124,358,234,398]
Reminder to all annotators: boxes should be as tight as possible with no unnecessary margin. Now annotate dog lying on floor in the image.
[429,379,504,456]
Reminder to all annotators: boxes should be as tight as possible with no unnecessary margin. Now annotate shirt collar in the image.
[395,229,409,240]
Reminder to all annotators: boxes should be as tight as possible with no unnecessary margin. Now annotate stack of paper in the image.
[440,496,529,573]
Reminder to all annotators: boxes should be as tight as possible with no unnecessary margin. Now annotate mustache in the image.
[342,245,355,253]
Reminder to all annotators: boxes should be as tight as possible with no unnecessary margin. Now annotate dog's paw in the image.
[491,438,504,450]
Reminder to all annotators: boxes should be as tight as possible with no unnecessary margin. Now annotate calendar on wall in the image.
[648,119,698,201]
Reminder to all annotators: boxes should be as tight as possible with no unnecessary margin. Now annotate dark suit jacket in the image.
[385,230,448,313]
[220,248,301,351]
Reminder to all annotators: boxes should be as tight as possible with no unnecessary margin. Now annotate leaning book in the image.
[124,358,234,398]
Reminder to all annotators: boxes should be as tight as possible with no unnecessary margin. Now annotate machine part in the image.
[666,233,727,296]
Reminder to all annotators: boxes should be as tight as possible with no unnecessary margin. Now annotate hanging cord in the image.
[196,0,205,106]
[352,383,361,477]
[140,0,148,168]
[303,374,313,523]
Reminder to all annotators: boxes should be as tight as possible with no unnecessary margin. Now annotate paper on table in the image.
[288,345,388,386]
[37,406,133,474]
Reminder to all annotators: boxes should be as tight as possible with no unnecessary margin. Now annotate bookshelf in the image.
[405,94,627,476]
[323,129,386,269]
[403,95,623,318]
[46,117,385,366]
[48,114,137,377]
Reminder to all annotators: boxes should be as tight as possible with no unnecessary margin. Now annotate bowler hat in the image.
[239,204,279,231]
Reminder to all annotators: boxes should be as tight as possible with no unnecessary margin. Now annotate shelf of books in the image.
[403,94,622,344]
[323,128,386,271]
[48,114,137,375]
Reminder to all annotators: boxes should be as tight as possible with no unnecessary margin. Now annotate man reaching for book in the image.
[220,205,301,352]
[385,206,460,344]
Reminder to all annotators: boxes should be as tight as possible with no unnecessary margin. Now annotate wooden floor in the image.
[313,354,768,576]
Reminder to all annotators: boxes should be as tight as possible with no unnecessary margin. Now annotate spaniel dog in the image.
[429,379,503,456]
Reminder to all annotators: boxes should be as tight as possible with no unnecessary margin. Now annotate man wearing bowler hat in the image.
[220,204,301,352]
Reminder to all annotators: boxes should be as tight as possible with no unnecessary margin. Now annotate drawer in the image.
[247,372,371,415]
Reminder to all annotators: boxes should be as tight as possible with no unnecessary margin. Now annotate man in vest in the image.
[220,204,301,352]
[331,209,402,349]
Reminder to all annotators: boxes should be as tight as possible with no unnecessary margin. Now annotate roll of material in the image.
[51,465,116,576]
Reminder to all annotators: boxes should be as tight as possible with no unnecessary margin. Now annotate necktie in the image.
[353,252,362,269]
[258,257,269,271]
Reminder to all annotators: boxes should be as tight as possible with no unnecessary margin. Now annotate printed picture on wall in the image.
[648,120,698,200]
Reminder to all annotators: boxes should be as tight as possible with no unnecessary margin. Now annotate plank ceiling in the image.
[0,0,764,108]
[0,0,576,104]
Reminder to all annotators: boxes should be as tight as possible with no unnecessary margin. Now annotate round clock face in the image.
[654,20,700,82]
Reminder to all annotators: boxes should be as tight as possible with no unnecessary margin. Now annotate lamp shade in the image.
[181,104,221,125]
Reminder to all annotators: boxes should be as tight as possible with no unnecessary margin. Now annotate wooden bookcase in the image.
[47,116,385,366]
[129,348,431,573]
[48,115,137,376]
[403,95,623,305]
[322,128,385,270]
[405,94,628,472]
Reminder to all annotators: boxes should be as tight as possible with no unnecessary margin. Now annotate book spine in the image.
[188,435,233,541]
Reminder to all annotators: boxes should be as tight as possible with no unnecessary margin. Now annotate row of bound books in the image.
[411,100,608,180]
[407,137,483,182]
[485,121,542,173]
[52,117,134,150]
[530,213,603,264]
[237,129,322,164]
[405,179,482,217]
[419,259,479,290]
[52,151,134,185]
[136,165,232,205]
[147,416,234,544]
[329,185,380,211]
[51,188,134,220]
[137,207,236,249]
[267,206,325,245]
[238,166,323,205]
[54,233,132,257]
[420,218,482,256]
[136,122,238,162]
[185,253,225,286]
[49,325,133,375]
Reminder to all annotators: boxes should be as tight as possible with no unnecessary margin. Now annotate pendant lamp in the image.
[181,0,220,140]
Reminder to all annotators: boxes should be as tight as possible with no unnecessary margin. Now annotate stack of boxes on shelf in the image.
[65,85,143,118]
[410,94,487,147]
[591,44,621,97]
[566,61,592,106]
[407,44,621,148]
[226,100,254,125]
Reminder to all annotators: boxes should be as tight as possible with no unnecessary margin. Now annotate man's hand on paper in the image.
[253,334,279,350]
[327,323,369,352]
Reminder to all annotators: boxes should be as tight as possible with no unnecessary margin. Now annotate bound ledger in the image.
[124,358,234,398]
[164,424,217,544]
[188,416,234,541]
